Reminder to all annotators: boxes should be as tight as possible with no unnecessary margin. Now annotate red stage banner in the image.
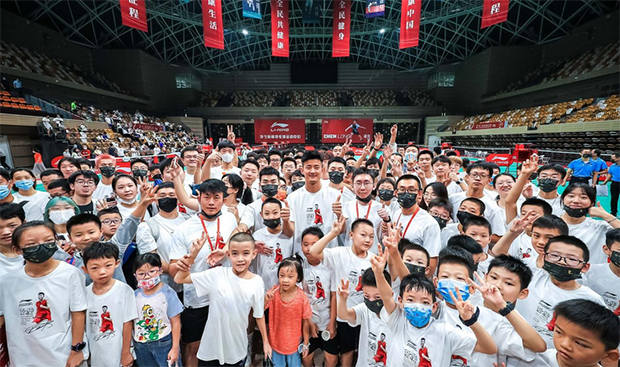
[255,119,305,143]
[333,0,351,57]
[322,119,373,143]
[120,0,148,32]
[202,0,224,49]
[472,121,505,130]
[399,0,422,49]
[481,0,509,29]
[271,0,289,57]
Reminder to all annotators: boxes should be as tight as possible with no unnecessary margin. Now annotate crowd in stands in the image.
[200,89,436,107]
[0,40,130,95]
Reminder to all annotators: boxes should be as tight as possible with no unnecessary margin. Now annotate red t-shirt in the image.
[266,287,312,354]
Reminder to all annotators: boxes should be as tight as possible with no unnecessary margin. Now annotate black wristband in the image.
[383,216,391,223]
[499,302,515,317]
[459,306,480,327]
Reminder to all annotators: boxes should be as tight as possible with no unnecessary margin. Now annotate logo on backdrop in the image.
[270,122,289,130]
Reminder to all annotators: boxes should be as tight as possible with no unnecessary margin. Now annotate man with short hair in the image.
[268,150,283,172]
[181,146,201,186]
[604,152,620,217]
[565,148,597,185]
[93,154,116,200]
[69,170,99,214]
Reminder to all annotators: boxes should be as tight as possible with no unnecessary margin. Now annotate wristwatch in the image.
[498,302,515,317]
[71,341,86,352]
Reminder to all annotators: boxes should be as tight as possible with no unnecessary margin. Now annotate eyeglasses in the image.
[397,189,418,195]
[102,219,122,225]
[75,180,96,186]
[135,268,161,279]
[544,252,584,268]
[423,192,437,199]
[354,181,373,188]
[469,173,489,179]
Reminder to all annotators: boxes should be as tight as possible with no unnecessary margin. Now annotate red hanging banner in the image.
[481,0,509,29]
[120,0,148,32]
[399,0,422,49]
[333,0,351,57]
[202,0,224,49]
[271,0,289,57]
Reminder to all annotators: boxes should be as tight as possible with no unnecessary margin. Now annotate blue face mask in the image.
[15,179,35,191]
[0,185,9,200]
[437,279,470,305]
[404,303,432,328]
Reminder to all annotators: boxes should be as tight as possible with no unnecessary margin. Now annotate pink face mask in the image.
[136,275,161,290]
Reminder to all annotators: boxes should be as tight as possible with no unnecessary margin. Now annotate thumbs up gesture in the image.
[332,195,342,218]
[281,199,291,222]
[377,203,390,222]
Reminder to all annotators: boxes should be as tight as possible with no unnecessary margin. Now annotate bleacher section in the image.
[0,89,42,113]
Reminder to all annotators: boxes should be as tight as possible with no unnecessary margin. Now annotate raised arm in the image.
[336,279,357,323]
[173,232,207,285]
[505,157,538,224]
[489,210,538,257]
[309,215,346,262]
[372,245,396,315]
[449,289,497,355]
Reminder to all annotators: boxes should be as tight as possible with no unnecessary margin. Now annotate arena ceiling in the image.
[2,0,618,73]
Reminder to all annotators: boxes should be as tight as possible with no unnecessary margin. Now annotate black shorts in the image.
[308,334,339,356]
[181,305,209,343]
[336,321,360,354]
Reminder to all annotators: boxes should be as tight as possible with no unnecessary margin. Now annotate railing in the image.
[24,94,81,120]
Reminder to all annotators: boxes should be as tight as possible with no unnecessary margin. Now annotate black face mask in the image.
[432,215,448,230]
[261,184,279,198]
[368,169,380,178]
[457,210,478,225]
[100,166,116,178]
[158,197,178,213]
[582,154,592,159]
[201,210,222,220]
[152,174,162,181]
[610,251,620,268]
[132,169,148,178]
[543,261,582,281]
[356,195,372,203]
[22,242,58,263]
[397,192,417,209]
[378,189,394,201]
[263,218,281,229]
[328,171,344,184]
[562,203,589,218]
[292,181,305,191]
[538,178,559,193]
[364,297,384,314]
[405,262,426,276]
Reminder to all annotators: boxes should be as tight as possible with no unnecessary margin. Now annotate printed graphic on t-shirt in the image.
[19,292,54,334]
[89,306,116,341]
[274,243,283,264]
[418,340,432,367]
[136,304,166,342]
[602,291,620,315]
[367,331,388,366]
[403,339,420,366]
[533,299,554,339]
[450,326,468,367]
[305,277,327,305]
[519,248,532,259]
[347,269,364,305]
[313,205,324,225]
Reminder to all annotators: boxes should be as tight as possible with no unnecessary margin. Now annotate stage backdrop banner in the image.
[271,0,289,57]
[399,0,421,49]
[333,0,351,57]
[202,0,224,49]
[322,119,373,143]
[255,119,305,143]
[366,0,385,18]
[120,0,148,32]
[481,0,509,28]
[243,0,261,19]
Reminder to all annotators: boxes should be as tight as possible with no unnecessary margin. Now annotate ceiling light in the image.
[242,29,249,35]
[379,28,386,34]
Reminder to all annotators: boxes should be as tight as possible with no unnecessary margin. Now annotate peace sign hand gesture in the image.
[337,279,350,300]
[468,272,507,312]
[190,232,208,260]
[448,287,477,321]
[227,125,236,142]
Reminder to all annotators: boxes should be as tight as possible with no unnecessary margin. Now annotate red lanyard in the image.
[396,207,420,238]
[356,201,373,220]
[199,215,221,251]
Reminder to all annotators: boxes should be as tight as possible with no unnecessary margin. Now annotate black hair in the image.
[82,241,119,265]
[256,153,269,162]
[67,213,102,235]
[11,221,56,250]
[111,174,137,191]
[241,159,260,171]
[47,178,71,193]
[68,170,100,186]
[460,197,486,215]
[268,150,282,158]
[77,158,93,169]
[278,255,304,283]
[130,158,149,169]
[97,207,122,219]
[0,168,9,182]
[352,167,374,182]
[447,235,484,255]
[466,162,493,176]
[561,183,596,206]
[221,173,244,201]
[361,267,391,287]
[259,166,280,181]
[398,239,430,266]
[149,164,160,172]
[229,232,255,246]
[395,174,422,191]
[431,155,451,166]
[605,228,620,248]
[420,182,449,210]
[10,168,35,181]
[217,140,236,151]
[537,164,566,178]
[328,156,346,168]
[376,177,396,190]
[180,146,199,158]
[40,169,63,179]
[462,216,492,236]
[399,273,436,301]
[520,198,553,216]
[437,246,475,278]
[544,235,590,264]
[417,150,434,160]
[282,157,296,167]
[198,178,228,196]
[160,157,184,171]
[301,227,324,241]
[155,181,175,191]
[445,151,457,157]
[291,170,304,179]
[492,173,515,188]
[487,255,533,290]
[351,218,374,232]
[554,299,620,351]
[365,157,382,169]
[427,198,453,216]
[133,252,162,272]
[532,215,569,236]
[301,150,322,163]
[58,157,80,169]
[0,203,26,223]
[261,197,282,210]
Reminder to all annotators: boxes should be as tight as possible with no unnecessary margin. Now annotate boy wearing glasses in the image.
[68,170,100,215]
[515,235,604,348]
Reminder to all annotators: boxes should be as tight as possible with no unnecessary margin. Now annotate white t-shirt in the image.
[192,267,265,364]
[447,181,465,195]
[0,261,89,367]
[240,198,291,234]
[322,246,374,322]
[567,217,613,264]
[507,232,539,271]
[441,222,460,249]
[343,200,383,254]
[0,252,23,278]
[515,269,605,348]
[450,192,507,235]
[252,228,294,289]
[116,202,152,222]
[380,306,477,367]
[221,201,247,221]
[183,172,195,187]
[170,213,236,308]
[210,166,241,180]
[350,303,392,367]
[302,260,334,330]
[133,284,184,343]
[287,184,341,252]
[393,207,442,257]
[92,182,113,201]
[536,195,564,217]
[13,190,47,221]
[581,263,620,313]
[86,280,138,367]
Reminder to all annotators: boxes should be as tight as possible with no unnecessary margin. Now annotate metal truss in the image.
[2,0,617,73]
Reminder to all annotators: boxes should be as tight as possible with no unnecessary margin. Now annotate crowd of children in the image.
[0,125,618,367]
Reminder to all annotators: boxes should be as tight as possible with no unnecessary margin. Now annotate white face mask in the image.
[49,209,76,225]
[221,153,234,163]
[117,197,137,205]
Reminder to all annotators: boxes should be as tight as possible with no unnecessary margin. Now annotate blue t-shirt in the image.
[608,164,620,182]
[568,159,596,178]
[592,157,608,172]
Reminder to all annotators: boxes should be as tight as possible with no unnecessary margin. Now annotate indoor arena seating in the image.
[564,94,620,123]
[0,41,130,95]
[0,88,42,113]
